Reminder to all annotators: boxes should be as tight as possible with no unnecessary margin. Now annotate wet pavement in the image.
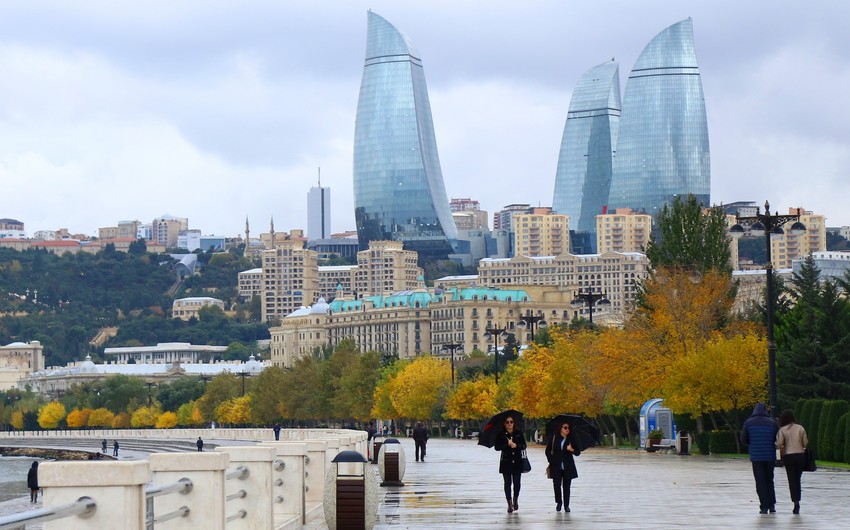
[372,437,850,529]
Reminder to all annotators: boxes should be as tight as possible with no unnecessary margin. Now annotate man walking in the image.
[273,424,281,441]
[197,437,204,452]
[113,440,119,457]
[102,439,107,453]
[740,402,779,514]
[412,422,429,462]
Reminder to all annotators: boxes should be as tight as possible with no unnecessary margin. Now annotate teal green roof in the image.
[328,287,531,312]
[448,287,531,302]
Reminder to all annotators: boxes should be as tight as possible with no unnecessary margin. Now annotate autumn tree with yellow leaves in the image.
[37,402,66,429]
[445,376,499,420]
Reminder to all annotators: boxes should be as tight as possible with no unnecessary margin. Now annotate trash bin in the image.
[678,431,690,456]
[371,437,383,465]
[378,438,405,487]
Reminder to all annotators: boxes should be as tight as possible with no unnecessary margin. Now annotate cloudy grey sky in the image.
[2,1,848,237]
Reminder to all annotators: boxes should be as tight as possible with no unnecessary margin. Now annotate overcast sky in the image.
[2,1,848,238]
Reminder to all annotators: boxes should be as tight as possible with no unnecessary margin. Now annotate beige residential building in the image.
[512,208,570,257]
[0,341,44,390]
[172,297,226,320]
[118,220,141,239]
[261,240,319,323]
[477,251,651,322]
[151,215,188,247]
[596,208,652,254]
[353,241,424,298]
[98,226,119,240]
[768,209,826,269]
[318,265,357,300]
[237,268,263,301]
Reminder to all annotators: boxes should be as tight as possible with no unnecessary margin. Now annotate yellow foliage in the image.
[11,410,23,430]
[191,402,205,426]
[87,408,115,428]
[155,411,179,429]
[38,402,66,429]
[388,356,451,420]
[112,412,130,429]
[130,406,160,428]
[65,408,88,429]
[445,376,498,419]
[216,396,252,425]
[662,331,768,416]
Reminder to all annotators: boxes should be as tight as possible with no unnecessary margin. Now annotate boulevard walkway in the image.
[373,437,850,529]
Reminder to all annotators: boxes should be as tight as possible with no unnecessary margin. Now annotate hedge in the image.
[836,412,849,464]
[819,400,850,461]
[801,399,825,457]
[794,399,808,423]
[708,430,739,454]
[694,432,710,455]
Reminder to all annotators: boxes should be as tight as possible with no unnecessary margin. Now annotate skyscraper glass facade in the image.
[551,61,621,253]
[353,11,456,260]
[608,18,710,218]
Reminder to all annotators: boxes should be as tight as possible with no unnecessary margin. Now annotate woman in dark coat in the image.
[545,421,581,512]
[494,415,527,513]
[27,461,39,503]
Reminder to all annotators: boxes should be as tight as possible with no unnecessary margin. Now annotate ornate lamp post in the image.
[484,325,507,385]
[441,342,463,386]
[729,201,805,417]
[516,312,547,343]
[570,290,611,324]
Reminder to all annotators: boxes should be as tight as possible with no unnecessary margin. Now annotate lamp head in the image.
[749,221,766,237]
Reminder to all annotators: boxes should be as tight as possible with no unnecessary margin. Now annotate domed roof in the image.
[310,297,330,315]
[285,306,311,318]
[78,354,98,374]
[244,354,263,374]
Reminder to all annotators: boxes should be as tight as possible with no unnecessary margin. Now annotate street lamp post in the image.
[145,381,156,407]
[516,312,547,343]
[570,290,611,324]
[441,342,463,386]
[729,201,806,417]
[484,325,507,385]
[238,371,249,397]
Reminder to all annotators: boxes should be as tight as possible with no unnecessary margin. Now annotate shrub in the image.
[708,431,738,454]
[801,399,825,457]
[819,401,849,461]
[694,432,710,455]
[794,399,808,423]
[835,413,849,464]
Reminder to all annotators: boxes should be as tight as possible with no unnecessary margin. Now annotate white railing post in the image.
[258,441,308,527]
[149,452,229,530]
[215,446,276,530]
[302,440,328,509]
[40,460,148,530]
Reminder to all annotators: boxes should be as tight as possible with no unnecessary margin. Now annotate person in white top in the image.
[776,409,808,514]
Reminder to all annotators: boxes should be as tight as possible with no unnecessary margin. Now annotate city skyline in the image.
[1,1,848,236]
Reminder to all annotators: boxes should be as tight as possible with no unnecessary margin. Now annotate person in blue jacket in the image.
[740,402,779,514]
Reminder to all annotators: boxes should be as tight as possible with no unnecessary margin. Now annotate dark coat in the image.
[545,433,581,480]
[494,429,527,474]
[412,426,429,443]
[27,463,38,490]
[740,402,779,462]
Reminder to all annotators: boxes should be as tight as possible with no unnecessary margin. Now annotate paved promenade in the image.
[373,438,850,529]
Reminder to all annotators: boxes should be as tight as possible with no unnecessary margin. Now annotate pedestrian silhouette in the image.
[273,424,281,441]
[197,437,204,452]
[113,440,119,457]
[102,439,107,453]
[27,461,39,503]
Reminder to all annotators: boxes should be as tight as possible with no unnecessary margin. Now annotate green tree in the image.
[644,194,732,274]
[100,375,147,413]
[156,377,205,412]
[250,366,287,424]
[197,372,240,422]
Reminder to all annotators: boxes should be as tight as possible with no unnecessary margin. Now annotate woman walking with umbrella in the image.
[545,420,581,512]
[494,414,527,513]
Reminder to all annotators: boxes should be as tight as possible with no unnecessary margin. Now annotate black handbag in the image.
[521,449,532,473]
[804,447,817,472]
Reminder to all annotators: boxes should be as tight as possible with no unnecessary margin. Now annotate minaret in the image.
[244,217,250,250]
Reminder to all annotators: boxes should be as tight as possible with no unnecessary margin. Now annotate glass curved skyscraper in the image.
[608,18,710,217]
[551,61,621,252]
[353,11,456,260]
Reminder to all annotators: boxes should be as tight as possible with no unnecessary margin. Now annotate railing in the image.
[1,428,367,530]
[0,496,96,530]
[145,478,192,528]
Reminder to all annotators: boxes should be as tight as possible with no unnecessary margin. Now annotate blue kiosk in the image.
[639,398,676,449]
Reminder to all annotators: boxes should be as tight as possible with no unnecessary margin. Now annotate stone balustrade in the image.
[10,429,369,530]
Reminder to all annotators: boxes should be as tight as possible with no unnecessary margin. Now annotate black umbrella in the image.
[478,409,525,448]
[545,414,601,451]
